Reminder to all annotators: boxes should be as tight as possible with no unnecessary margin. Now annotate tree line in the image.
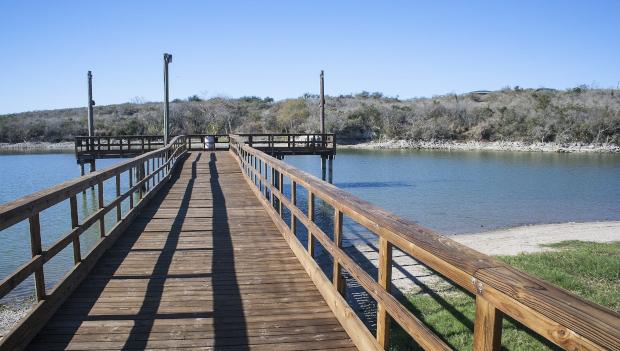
[1,86,618,145]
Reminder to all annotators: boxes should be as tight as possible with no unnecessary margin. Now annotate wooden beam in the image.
[333,209,344,295]
[29,214,45,301]
[69,195,81,264]
[308,191,315,257]
[473,296,503,351]
[377,237,392,348]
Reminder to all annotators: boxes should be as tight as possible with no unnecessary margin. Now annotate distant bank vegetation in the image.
[1,86,619,145]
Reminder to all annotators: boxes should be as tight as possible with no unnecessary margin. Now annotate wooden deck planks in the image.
[27,151,356,351]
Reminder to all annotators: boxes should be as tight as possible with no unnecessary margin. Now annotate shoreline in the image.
[344,220,620,294]
[452,220,620,256]
[0,141,74,152]
[1,140,619,153]
[338,139,620,153]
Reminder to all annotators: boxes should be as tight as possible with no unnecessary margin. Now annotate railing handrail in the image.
[1,136,185,231]
[228,134,620,351]
[0,135,188,350]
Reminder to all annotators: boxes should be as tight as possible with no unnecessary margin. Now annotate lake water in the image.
[1,149,619,302]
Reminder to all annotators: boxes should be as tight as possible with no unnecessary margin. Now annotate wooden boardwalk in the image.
[27,151,356,350]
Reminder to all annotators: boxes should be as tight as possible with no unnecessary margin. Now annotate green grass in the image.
[389,241,620,351]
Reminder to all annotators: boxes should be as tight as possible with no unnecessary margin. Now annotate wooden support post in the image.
[291,181,297,235]
[69,195,81,264]
[90,160,96,190]
[308,191,315,257]
[320,70,325,134]
[328,156,334,184]
[129,167,134,209]
[321,156,327,181]
[333,209,345,295]
[115,174,121,222]
[29,214,46,301]
[377,237,392,348]
[98,181,105,237]
[473,296,503,351]
[80,163,86,194]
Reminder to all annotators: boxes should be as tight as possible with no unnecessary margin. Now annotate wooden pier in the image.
[0,134,618,351]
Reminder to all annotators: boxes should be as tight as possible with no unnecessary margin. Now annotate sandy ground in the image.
[340,221,620,297]
[453,221,620,256]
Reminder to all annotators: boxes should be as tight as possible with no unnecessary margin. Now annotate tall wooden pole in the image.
[87,71,94,137]
[320,70,325,134]
[163,53,172,145]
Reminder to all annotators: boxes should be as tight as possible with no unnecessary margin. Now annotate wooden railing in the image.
[185,134,230,151]
[229,135,620,351]
[0,136,187,350]
[237,133,336,155]
[75,135,165,159]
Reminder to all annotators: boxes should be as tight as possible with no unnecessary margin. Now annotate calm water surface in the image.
[1,149,619,302]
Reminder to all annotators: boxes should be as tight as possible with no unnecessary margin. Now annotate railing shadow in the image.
[209,151,250,349]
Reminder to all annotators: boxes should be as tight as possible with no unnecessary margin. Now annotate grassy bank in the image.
[390,241,620,350]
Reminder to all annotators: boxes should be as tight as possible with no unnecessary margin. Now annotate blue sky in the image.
[1,0,618,114]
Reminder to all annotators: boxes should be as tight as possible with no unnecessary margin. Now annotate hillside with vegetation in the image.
[1,86,619,145]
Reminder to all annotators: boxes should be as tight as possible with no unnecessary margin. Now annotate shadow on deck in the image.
[27,151,355,350]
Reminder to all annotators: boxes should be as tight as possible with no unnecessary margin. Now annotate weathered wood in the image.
[0,138,181,231]
[473,296,503,351]
[230,135,620,351]
[233,153,379,351]
[307,191,315,257]
[97,181,105,237]
[69,195,81,264]
[29,214,46,301]
[376,237,392,348]
[128,167,134,208]
[333,209,344,295]
[0,137,188,351]
[3,151,353,351]
[115,174,121,222]
[291,180,297,235]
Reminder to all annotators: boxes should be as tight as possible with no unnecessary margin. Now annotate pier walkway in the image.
[27,151,355,350]
[0,134,618,351]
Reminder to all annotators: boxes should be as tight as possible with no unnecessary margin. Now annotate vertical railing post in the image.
[115,174,121,222]
[264,162,269,199]
[278,172,284,217]
[129,167,134,209]
[98,181,105,237]
[146,158,150,192]
[473,296,503,351]
[333,209,344,295]
[271,167,276,205]
[307,191,315,257]
[69,195,81,264]
[29,213,45,301]
[377,237,392,348]
[291,181,297,235]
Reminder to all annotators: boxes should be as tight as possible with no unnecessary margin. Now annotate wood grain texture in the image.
[473,296,502,351]
[230,135,620,351]
[24,151,355,351]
